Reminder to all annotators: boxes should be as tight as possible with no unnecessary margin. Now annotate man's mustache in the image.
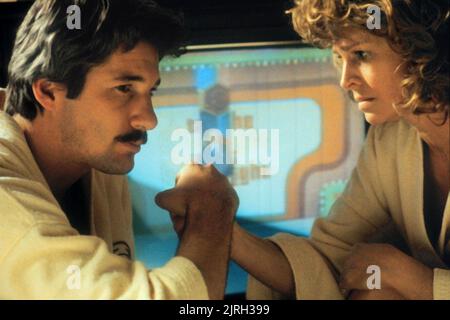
[116,130,148,144]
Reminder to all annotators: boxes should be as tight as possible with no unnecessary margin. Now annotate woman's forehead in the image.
[331,28,379,49]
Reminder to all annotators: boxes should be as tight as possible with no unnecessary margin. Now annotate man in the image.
[0,0,237,299]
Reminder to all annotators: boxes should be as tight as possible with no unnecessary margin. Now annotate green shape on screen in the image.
[319,179,347,217]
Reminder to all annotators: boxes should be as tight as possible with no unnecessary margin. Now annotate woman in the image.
[230,0,449,300]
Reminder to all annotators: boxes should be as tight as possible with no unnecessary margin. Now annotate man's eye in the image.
[354,51,370,61]
[116,85,132,94]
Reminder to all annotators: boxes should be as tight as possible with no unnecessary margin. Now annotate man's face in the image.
[332,28,405,125]
[58,42,160,174]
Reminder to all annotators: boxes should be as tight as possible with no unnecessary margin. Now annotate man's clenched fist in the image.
[155,164,239,239]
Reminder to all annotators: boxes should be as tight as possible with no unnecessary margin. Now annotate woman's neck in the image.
[402,111,449,162]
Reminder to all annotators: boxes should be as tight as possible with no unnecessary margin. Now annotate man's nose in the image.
[339,61,359,91]
[130,96,158,131]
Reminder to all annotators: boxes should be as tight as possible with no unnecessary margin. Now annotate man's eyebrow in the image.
[113,73,161,88]
[113,73,146,82]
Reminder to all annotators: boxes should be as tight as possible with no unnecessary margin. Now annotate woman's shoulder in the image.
[363,119,421,171]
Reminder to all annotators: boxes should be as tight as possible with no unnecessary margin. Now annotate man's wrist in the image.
[182,206,235,239]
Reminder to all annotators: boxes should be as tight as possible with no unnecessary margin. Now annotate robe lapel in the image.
[438,194,450,265]
[398,125,446,268]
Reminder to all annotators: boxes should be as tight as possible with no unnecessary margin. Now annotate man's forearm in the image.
[177,230,233,300]
[155,164,239,299]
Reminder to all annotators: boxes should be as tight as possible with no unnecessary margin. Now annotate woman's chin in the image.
[364,112,400,126]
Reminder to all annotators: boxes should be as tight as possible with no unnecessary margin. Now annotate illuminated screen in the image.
[130,45,364,231]
[129,44,365,292]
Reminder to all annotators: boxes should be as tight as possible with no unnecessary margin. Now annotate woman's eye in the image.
[332,53,343,68]
[116,85,132,94]
[332,52,342,61]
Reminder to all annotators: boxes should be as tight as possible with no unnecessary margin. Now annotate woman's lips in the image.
[355,96,375,102]
[357,98,376,110]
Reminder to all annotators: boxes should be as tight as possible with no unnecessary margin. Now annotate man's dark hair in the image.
[5,0,185,120]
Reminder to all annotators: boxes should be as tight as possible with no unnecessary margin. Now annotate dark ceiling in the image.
[0,0,300,86]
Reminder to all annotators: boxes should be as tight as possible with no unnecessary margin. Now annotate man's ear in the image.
[31,79,67,112]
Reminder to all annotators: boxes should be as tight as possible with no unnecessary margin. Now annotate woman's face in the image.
[332,28,406,125]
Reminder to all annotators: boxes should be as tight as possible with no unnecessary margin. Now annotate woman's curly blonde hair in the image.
[289,0,449,118]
